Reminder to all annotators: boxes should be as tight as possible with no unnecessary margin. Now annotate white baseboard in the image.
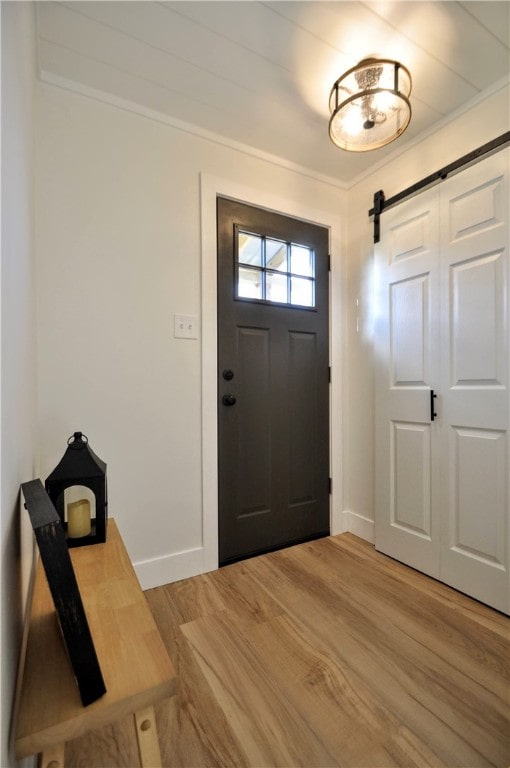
[136,512,375,590]
[335,510,375,544]
[331,507,348,535]
[135,546,204,591]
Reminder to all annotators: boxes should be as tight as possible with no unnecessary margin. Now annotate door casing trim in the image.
[200,173,345,573]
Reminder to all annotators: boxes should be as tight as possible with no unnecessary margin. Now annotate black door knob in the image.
[222,394,237,407]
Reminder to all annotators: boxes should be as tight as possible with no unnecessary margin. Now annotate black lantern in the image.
[45,432,107,547]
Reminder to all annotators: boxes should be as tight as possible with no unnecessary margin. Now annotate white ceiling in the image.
[36,1,510,186]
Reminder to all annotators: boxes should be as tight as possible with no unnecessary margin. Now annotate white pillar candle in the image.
[67,498,91,538]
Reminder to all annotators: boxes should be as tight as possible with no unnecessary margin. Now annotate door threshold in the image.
[219,530,330,567]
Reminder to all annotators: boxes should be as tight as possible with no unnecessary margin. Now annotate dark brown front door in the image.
[217,197,330,565]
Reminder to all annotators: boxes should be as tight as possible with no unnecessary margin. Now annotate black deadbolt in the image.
[223,369,234,381]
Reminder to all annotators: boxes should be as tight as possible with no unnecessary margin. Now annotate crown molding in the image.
[38,69,349,192]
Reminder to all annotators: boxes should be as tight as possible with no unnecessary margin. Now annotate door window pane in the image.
[237,230,315,308]
[266,272,288,303]
[291,277,314,307]
[291,245,314,277]
[238,233,262,267]
[266,239,287,271]
[238,267,263,299]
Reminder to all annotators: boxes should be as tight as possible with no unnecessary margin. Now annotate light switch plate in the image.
[174,314,199,339]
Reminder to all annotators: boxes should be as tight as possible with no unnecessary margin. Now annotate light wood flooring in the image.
[65,534,510,767]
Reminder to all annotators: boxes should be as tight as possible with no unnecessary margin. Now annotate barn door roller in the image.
[369,132,510,244]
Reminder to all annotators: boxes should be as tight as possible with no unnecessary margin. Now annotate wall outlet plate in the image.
[174,314,199,339]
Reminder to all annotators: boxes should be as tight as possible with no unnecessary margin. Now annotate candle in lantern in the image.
[67,498,91,538]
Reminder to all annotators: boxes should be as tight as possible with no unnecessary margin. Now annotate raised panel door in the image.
[375,148,509,614]
[439,149,509,612]
[375,188,441,576]
[217,198,330,565]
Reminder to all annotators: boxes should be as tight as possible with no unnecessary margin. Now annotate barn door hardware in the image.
[430,389,438,422]
[369,131,510,243]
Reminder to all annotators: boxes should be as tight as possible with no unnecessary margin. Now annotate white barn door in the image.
[439,151,509,610]
[374,188,442,578]
[375,148,509,614]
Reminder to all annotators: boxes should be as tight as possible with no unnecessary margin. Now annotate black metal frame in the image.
[45,432,107,547]
[234,224,317,311]
[21,479,106,707]
[369,131,510,243]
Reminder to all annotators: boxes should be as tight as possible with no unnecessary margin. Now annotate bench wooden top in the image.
[15,519,176,759]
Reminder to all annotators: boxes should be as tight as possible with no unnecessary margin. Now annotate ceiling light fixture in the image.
[329,58,412,152]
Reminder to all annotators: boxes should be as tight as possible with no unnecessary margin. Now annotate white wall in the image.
[343,80,510,538]
[34,53,509,594]
[1,3,37,766]
[35,82,346,587]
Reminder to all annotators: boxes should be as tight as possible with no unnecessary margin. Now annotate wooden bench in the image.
[15,519,176,768]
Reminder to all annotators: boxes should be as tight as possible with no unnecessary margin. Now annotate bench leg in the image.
[39,742,65,768]
[134,705,162,768]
